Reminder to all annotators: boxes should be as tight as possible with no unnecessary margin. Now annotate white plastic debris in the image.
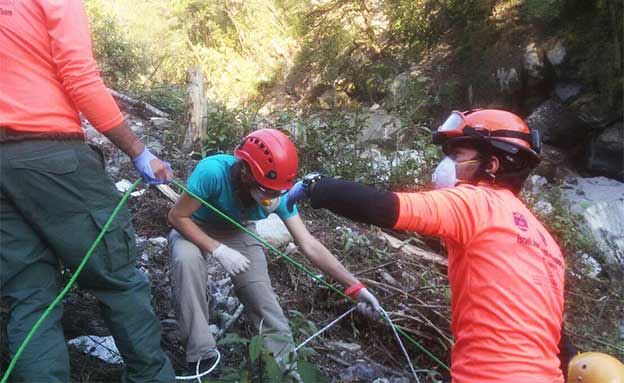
[115,179,133,193]
[67,335,123,364]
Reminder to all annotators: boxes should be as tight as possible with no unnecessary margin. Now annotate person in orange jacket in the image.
[287,109,566,382]
[1,1,174,381]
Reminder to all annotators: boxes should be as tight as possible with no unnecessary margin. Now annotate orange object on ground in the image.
[0,0,123,135]
[394,184,565,383]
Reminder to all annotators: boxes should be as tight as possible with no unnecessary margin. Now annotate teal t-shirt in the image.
[187,154,298,227]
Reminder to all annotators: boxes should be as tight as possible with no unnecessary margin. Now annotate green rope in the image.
[0,179,141,383]
[172,180,450,372]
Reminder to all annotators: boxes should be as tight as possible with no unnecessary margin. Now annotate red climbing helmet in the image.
[234,129,299,191]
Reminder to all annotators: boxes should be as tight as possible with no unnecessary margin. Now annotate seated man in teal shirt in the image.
[167,129,379,371]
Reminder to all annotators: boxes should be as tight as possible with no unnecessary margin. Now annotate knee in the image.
[171,244,205,271]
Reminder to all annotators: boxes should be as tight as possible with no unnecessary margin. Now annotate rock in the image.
[340,362,384,382]
[587,122,624,181]
[534,144,579,181]
[527,175,548,193]
[495,67,520,93]
[525,99,589,147]
[381,271,399,286]
[150,117,175,130]
[561,177,624,280]
[524,43,544,80]
[562,177,624,214]
[360,147,423,182]
[68,335,123,364]
[579,253,602,278]
[370,103,381,111]
[546,40,566,66]
[554,82,583,104]
[568,93,619,128]
[331,341,362,353]
[254,213,292,247]
[357,110,402,144]
[534,200,554,216]
[148,237,168,249]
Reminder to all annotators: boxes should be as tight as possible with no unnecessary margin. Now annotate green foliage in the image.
[522,185,596,256]
[214,328,327,383]
[524,0,563,21]
[298,361,329,383]
[201,104,255,155]
[85,0,149,90]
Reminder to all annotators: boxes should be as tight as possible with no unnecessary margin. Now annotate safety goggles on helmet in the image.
[254,181,287,198]
[432,110,541,155]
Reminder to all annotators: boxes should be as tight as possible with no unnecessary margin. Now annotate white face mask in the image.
[250,187,281,213]
[432,156,482,189]
[432,156,458,189]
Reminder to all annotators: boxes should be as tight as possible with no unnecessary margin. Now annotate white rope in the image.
[294,305,421,383]
[379,307,420,383]
[175,349,221,382]
[294,306,358,352]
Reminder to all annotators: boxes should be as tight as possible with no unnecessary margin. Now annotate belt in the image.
[0,127,85,143]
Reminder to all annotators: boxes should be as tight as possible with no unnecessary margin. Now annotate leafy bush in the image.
[84,0,149,90]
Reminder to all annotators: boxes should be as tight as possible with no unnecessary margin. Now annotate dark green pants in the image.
[0,140,175,382]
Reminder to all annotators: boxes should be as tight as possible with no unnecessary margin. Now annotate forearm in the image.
[303,242,359,288]
[102,121,145,159]
[309,178,400,228]
[168,215,221,254]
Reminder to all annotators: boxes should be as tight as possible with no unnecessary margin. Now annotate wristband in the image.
[345,282,365,298]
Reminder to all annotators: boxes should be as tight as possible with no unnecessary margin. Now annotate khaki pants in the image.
[168,226,294,363]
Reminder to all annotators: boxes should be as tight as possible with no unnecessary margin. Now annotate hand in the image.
[286,180,307,213]
[355,288,381,319]
[211,244,251,276]
[132,148,173,185]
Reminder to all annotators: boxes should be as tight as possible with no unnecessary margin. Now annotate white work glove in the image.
[211,244,250,276]
[355,288,381,319]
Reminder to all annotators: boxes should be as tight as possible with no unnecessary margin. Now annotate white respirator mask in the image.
[250,187,281,213]
[431,156,481,189]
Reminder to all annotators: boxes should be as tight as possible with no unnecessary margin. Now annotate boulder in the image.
[586,122,624,181]
[524,42,544,80]
[554,82,583,104]
[149,117,175,130]
[546,40,566,66]
[561,177,624,280]
[254,213,292,247]
[568,93,620,128]
[357,110,402,144]
[525,99,589,147]
[533,144,579,182]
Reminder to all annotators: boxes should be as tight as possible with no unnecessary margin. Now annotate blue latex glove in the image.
[286,180,308,213]
[132,148,172,185]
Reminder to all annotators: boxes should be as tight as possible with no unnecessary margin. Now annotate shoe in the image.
[187,350,220,377]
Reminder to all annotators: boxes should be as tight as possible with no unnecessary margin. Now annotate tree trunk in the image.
[183,68,207,152]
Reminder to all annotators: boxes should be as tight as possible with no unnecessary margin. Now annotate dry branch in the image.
[108,89,169,118]
[379,232,447,267]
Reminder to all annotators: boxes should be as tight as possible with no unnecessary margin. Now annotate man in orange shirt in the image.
[288,109,566,382]
[1,0,175,381]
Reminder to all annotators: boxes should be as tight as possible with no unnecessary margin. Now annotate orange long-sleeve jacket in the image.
[0,0,123,135]
[310,179,565,383]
